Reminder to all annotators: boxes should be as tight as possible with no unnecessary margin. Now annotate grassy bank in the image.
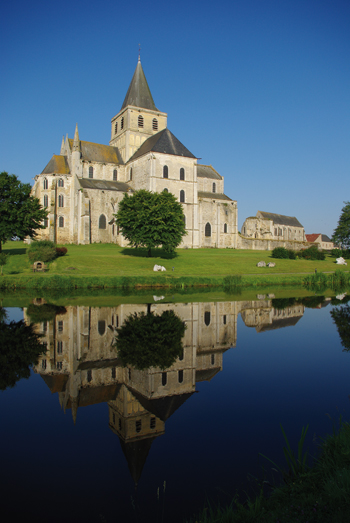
[186,419,350,523]
[1,242,349,290]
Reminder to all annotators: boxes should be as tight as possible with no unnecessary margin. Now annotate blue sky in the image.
[1,0,349,237]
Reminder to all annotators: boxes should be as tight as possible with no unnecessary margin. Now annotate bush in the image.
[55,247,67,257]
[331,248,350,259]
[297,245,325,261]
[272,247,289,259]
[27,240,57,263]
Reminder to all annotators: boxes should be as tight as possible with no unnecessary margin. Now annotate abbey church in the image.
[31,58,238,248]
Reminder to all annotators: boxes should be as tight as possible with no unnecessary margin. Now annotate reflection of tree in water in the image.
[115,309,186,370]
[272,298,296,310]
[331,304,350,351]
[0,307,46,390]
[298,296,325,308]
[26,303,67,323]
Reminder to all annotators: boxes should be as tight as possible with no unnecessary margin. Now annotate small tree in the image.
[332,201,350,249]
[0,253,8,275]
[0,172,48,252]
[115,190,186,256]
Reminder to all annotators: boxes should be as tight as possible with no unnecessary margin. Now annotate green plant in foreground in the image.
[0,252,8,275]
[27,240,57,263]
[260,424,310,483]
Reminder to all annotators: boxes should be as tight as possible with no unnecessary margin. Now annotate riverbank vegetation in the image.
[0,241,349,291]
[186,419,350,522]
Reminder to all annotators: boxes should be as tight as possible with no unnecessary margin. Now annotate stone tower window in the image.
[224,223,227,233]
[178,370,184,383]
[152,118,158,131]
[138,115,144,128]
[163,165,168,178]
[43,178,48,190]
[87,369,92,382]
[205,222,211,237]
[44,218,48,228]
[98,320,106,336]
[99,214,106,229]
[57,341,63,354]
[180,190,185,203]
[58,194,64,207]
[211,354,215,365]
[180,168,185,180]
[204,311,211,326]
[58,216,64,227]
[115,122,118,134]
[113,169,117,181]
[58,178,64,187]
[89,166,94,179]
[112,367,116,379]
[162,372,167,386]
[121,117,124,130]
[136,420,142,433]
[150,417,156,429]
[212,182,216,193]
[44,195,48,207]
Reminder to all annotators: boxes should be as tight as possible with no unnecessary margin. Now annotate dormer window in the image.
[115,122,118,134]
[121,117,124,130]
[152,118,158,131]
[138,115,144,128]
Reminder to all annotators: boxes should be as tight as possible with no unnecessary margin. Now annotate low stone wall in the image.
[237,236,310,251]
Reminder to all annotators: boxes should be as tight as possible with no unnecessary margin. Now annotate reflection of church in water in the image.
[26,298,304,484]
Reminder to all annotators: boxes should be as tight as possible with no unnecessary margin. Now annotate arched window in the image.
[129,168,133,181]
[138,115,144,128]
[205,222,211,237]
[44,218,48,228]
[180,168,185,180]
[87,369,92,382]
[114,122,118,134]
[98,320,106,336]
[89,166,93,179]
[121,117,124,130]
[43,178,48,190]
[163,188,168,193]
[163,165,168,179]
[113,169,117,181]
[212,182,216,193]
[178,370,184,383]
[224,223,227,233]
[162,372,167,386]
[152,118,158,131]
[58,194,64,207]
[211,354,215,365]
[180,190,185,203]
[44,195,48,207]
[58,216,64,227]
[204,311,211,326]
[99,214,106,229]
[58,178,64,187]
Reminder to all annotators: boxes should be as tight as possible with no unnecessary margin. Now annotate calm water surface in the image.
[1,292,349,522]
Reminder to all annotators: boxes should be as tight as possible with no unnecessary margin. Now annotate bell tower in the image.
[110,58,167,162]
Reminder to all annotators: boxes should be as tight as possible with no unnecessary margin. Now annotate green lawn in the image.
[1,241,347,279]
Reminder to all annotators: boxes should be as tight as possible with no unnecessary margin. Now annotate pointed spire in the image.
[60,135,65,155]
[73,123,80,152]
[121,61,158,111]
[71,397,78,425]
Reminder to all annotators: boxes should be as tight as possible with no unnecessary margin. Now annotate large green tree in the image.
[115,189,186,256]
[0,172,48,252]
[332,201,350,249]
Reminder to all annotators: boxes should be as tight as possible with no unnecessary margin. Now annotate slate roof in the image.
[128,128,196,162]
[121,59,158,111]
[321,234,332,242]
[79,179,132,193]
[258,211,304,228]
[256,316,302,332]
[197,164,222,180]
[68,139,123,164]
[41,155,70,175]
[195,368,221,382]
[119,436,157,486]
[198,191,232,201]
[40,373,69,393]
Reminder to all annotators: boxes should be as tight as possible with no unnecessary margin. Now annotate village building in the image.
[306,234,334,250]
[31,58,238,249]
[241,211,306,242]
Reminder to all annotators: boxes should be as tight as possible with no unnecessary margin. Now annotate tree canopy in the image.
[115,190,186,256]
[114,309,186,370]
[0,172,48,252]
[332,201,350,249]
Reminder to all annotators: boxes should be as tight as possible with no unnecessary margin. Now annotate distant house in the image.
[306,234,334,250]
[241,211,305,241]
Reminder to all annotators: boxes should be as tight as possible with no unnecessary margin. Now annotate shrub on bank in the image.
[272,247,296,259]
[297,245,325,260]
[331,248,350,259]
[55,247,67,257]
[27,241,67,263]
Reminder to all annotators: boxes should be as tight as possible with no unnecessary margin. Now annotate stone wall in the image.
[238,235,310,251]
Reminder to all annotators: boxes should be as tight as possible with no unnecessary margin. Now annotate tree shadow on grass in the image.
[120,247,178,259]
[4,247,27,255]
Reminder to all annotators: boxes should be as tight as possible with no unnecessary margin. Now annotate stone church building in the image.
[31,58,238,249]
